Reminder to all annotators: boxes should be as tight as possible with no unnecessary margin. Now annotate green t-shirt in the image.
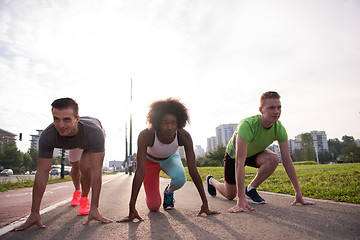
[226,115,288,158]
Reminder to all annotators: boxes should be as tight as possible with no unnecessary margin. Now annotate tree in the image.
[328,135,359,163]
[341,143,360,163]
[0,142,23,173]
[342,135,355,145]
[300,133,316,162]
[195,145,226,167]
[23,153,33,171]
[52,155,61,165]
[28,148,38,170]
[292,149,303,162]
[181,157,187,167]
[205,145,226,166]
[328,138,345,160]
[318,151,332,164]
[195,156,206,167]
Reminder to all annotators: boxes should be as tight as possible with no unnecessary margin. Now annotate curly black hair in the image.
[146,98,190,131]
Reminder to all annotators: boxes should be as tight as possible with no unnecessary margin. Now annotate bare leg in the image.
[249,150,279,188]
[70,161,81,191]
[210,178,237,200]
[79,150,92,197]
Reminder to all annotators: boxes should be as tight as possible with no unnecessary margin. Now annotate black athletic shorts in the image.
[224,152,260,185]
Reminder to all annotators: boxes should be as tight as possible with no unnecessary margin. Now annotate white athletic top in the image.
[147,131,179,159]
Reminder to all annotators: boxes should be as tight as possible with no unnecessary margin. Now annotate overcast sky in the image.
[1,0,359,166]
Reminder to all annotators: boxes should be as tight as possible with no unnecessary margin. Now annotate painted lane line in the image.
[0,173,121,236]
[49,186,69,190]
[0,197,72,236]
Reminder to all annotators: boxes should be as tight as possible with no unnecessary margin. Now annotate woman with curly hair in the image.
[119,98,219,222]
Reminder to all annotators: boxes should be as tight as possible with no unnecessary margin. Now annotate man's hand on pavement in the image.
[228,198,254,213]
[83,208,113,225]
[12,212,45,231]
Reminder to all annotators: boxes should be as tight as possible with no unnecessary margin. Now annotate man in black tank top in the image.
[14,98,112,231]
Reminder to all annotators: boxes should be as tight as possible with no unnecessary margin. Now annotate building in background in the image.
[216,123,237,147]
[30,130,43,150]
[206,136,217,152]
[288,138,301,156]
[267,144,282,163]
[288,131,329,163]
[0,128,17,149]
[109,160,123,171]
[207,123,237,153]
[195,145,205,158]
[311,131,329,152]
[30,129,60,157]
[176,145,204,159]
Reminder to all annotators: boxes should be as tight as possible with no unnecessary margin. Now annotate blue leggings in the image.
[143,153,186,211]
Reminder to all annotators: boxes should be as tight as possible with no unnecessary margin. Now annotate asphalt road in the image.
[1,173,359,239]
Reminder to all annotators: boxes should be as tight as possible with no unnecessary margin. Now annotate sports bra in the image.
[147,131,179,159]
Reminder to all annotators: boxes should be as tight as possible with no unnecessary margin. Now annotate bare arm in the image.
[181,129,219,216]
[82,151,113,224]
[235,136,248,201]
[89,152,105,209]
[118,130,150,222]
[279,141,314,205]
[228,135,254,213]
[13,158,52,231]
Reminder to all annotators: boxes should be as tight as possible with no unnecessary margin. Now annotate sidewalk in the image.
[1,173,360,239]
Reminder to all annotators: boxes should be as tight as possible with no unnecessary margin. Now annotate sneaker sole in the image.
[78,211,89,216]
[206,175,217,197]
[164,206,174,210]
[245,195,266,204]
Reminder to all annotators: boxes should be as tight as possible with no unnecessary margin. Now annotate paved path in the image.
[1,173,359,239]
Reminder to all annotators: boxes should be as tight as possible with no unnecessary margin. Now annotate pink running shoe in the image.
[78,197,90,215]
[70,190,81,206]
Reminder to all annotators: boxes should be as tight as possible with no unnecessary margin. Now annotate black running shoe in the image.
[163,185,175,210]
[206,175,216,197]
[245,186,265,204]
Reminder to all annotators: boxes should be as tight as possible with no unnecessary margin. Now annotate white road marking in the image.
[0,174,121,236]
[0,197,72,236]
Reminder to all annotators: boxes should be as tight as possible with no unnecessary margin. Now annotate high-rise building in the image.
[206,136,217,152]
[216,124,237,147]
[195,145,205,158]
[288,138,301,156]
[289,131,329,159]
[310,131,329,152]
[0,128,17,149]
[30,129,60,157]
[207,123,238,153]
[267,144,282,162]
[30,130,43,150]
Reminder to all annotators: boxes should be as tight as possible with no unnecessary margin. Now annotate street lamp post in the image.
[129,78,133,175]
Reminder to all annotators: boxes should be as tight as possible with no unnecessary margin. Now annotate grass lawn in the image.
[160,162,360,204]
[1,163,358,204]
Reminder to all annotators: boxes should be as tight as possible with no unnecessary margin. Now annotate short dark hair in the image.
[51,98,79,117]
[146,98,190,131]
[260,91,280,107]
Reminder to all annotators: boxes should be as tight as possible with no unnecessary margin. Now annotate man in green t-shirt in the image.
[207,91,314,213]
